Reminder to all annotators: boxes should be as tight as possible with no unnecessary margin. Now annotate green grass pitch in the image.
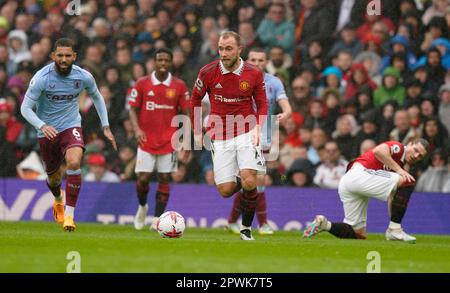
[1,221,450,273]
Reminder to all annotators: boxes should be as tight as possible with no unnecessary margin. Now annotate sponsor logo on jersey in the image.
[239,80,250,91]
[46,93,80,101]
[146,101,174,111]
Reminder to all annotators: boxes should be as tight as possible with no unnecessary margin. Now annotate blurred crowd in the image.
[1,0,450,193]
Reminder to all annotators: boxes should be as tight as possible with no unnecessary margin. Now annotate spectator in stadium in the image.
[359,138,377,155]
[287,158,316,187]
[172,48,197,89]
[0,16,9,45]
[420,16,448,53]
[328,23,362,60]
[85,153,120,183]
[313,141,348,189]
[390,109,421,145]
[239,21,260,60]
[422,0,449,26]
[381,35,417,74]
[293,0,335,62]
[7,29,31,75]
[438,83,450,134]
[308,127,328,165]
[257,3,295,56]
[132,32,154,64]
[404,78,424,107]
[416,148,449,193]
[353,110,381,157]
[129,48,190,232]
[16,151,46,180]
[332,114,359,161]
[421,116,450,154]
[289,76,313,115]
[345,63,377,100]
[373,67,406,108]
[316,65,343,98]
[266,45,292,81]
[303,100,327,133]
[354,49,382,85]
[0,98,22,144]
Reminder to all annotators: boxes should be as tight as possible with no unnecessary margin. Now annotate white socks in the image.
[389,221,401,230]
[65,206,75,218]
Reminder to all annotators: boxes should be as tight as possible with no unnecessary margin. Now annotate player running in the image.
[191,31,268,241]
[129,48,190,231]
[303,139,429,243]
[21,38,117,232]
[226,48,291,235]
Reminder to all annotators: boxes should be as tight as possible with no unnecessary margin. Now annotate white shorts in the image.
[135,148,177,173]
[338,164,400,229]
[211,131,266,185]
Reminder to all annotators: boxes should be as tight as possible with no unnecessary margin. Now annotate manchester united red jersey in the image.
[190,59,268,140]
[128,72,189,154]
[347,141,405,172]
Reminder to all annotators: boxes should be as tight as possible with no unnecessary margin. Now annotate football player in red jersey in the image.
[191,31,268,240]
[304,139,429,243]
[129,48,190,231]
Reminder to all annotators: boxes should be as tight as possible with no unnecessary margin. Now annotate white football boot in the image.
[240,229,255,241]
[385,228,416,243]
[133,204,148,230]
[226,222,241,234]
[303,215,328,238]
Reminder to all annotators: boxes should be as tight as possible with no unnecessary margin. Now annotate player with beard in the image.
[191,31,268,240]
[21,38,117,232]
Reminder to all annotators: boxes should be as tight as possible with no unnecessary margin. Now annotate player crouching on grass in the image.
[304,139,429,243]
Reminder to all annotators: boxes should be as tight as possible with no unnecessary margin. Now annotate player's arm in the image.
[190,73,208,147]
[127,83,146,147]
[21,76,58,139]
[85,73,117,150]
[274,78,291,124]
[373,143,415,183]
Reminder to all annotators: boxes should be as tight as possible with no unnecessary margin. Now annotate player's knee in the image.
[66,158,80,170]
[157,173,171,184]
[138,173,152,185]
[217,184,235,198]
[48,171,62,186]
[241,176,257,190]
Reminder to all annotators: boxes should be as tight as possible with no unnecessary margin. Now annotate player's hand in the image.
[103,126,117,151]
[40,124,58,140]
[398,169,415,184]
[252,125,261,146]
[135,128,147,147]
[277,113,289,124]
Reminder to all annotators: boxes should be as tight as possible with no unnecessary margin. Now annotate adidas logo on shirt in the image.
[215,83,223,89]
[148,90,155,96]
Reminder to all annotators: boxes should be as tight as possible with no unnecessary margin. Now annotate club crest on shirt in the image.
[74,80,81,89]
[166,88,176,99]
[391,145,400,154]
[239,80,250,92]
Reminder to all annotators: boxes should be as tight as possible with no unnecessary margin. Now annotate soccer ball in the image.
[156,211,185,238]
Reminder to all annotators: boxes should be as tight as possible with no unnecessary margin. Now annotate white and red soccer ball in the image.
[156,211,185,238]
